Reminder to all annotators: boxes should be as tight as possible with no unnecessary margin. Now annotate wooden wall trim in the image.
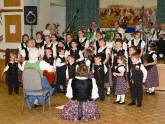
[0,9,23,13]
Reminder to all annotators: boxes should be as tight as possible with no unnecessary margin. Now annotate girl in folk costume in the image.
[84,48,94,78]
[95,31,103,51]
[111,39,128,93]
[55,47,67,93]
[66,55,78,80]
[128,31,145,62]
[113,55,128,104]
[144,44,159,95]
[65,33,72,51]
[51,34,58,59]
[58,64,100,122]
[97,38,111,96]
[18,34,29,53]
[65,40,84,65]
[20,39,34,61]
[35,32,44,48]
[40,35,53,58]
[43,48,55,86]
[77,30,90,52]
[56,40,66,58]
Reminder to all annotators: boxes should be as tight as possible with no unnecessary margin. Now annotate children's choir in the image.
[2,21,162,121]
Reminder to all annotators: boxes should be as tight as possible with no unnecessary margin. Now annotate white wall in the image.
[50,4,66,35]
[24,0,51,38]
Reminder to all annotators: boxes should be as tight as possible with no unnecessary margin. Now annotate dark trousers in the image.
[132,81,143,105]
[127,72,133,99]
[8,75,19,94]
[56,70,66,93]
[96,81,105,100]
[112,76,117,93]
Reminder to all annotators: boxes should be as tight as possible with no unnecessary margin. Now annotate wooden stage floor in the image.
[0,83,165,124]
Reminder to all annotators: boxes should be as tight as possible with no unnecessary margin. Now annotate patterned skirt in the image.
[58,100,100,122]
[115,76,128,95]
[145,65,159,88]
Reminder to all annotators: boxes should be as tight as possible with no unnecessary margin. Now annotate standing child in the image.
[128,31,145,62]
[66,55,78,79]
[111,39,128,93]
[144,43,159,95]
[66,40,84,65]
[97,38,111,96]
[127,46,137,99]
[2,53,22,95]
[56,47,67,93]
[113,55,128,104]
[128,53,147,107]
[84,48,94,73]
[93,55,107,101]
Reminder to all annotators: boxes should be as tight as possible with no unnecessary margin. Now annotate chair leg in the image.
[49,94,51,110]
[21,95,25,115]
[42,96,45,115]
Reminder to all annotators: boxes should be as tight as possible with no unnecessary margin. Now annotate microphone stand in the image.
[62,9,79,36]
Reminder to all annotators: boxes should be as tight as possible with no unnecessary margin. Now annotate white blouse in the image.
[66,77,99,99]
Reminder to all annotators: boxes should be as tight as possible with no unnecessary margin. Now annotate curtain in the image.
[156,0,165,25]
[66,0,99,29]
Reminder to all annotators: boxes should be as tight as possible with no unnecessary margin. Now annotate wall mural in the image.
[100,0,157,28]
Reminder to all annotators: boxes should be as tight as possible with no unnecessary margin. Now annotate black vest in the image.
[131,63,143,82]
[68,63,77,79]
[131,39,142,53]
[24,48,29,60]
[36,40,44,48]
[78,38,87,50]
[44,43,53,49]
[94,64,105,83]
[56,56,67,72]
[43,55,54,66]
[72,78,93,101]
[8,62,18,75]
[112,48,125,66]
[146,52,156,70]
[97,47,107,62]
[21,43,26,50]
[70,49,80,60]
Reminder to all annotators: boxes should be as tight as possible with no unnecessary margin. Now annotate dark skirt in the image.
[115,76,128,95]
[145,65,159,88]
[58,100,100,122]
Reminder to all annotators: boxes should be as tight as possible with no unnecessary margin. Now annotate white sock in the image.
[151,87,155,92]
[116,95,120,102]
[107,87,111,94]
[120,94,125,103]
[149,88,152,93]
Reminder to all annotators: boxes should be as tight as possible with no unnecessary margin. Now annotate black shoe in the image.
[35,104,41,108]
[31,104,37,108]
[114,101,120,104]
[149,92,155,95]
[145,91,149,95]
[128,102,136,106]
[137,104,142,107]
[119,102,125,104]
